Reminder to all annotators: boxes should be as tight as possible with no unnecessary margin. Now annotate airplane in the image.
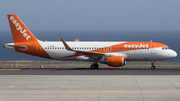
[4,14,177,69]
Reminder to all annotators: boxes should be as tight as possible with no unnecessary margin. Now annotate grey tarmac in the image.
[1,68,180,101]
[1,75,180,101]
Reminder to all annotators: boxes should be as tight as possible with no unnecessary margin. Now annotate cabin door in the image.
[151,44,156,54]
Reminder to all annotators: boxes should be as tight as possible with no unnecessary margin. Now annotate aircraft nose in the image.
[169,50,177,58]
[173,51,177,57]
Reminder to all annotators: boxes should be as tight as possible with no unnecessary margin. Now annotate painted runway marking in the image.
[0,69,21,70]
[0,69,8,70]
[9,86,15,88]
[8,69,21,70]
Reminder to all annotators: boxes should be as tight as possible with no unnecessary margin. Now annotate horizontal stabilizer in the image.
[4,44,28,51]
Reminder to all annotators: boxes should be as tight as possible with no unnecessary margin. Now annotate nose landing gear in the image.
[151,61,156,69]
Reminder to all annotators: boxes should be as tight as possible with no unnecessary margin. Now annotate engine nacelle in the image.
[100,56,125,67]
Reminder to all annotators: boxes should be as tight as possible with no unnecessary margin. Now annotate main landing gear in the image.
[91,63,99,69]
[151,61,156,69]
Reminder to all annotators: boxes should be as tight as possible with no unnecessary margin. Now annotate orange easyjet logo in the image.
[124,44,149,48]
[10,16,31,40]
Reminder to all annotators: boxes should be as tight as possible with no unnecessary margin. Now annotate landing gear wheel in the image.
[151,61,156,69]
[151,66,155,69]
[94,64,99,69]
[90,64,95,69]
[90,64,99,69]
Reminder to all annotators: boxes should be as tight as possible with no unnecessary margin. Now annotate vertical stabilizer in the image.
[7,14,37,43]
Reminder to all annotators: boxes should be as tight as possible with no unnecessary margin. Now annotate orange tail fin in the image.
[7,14,37,43]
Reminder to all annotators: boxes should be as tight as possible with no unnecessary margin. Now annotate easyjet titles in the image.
[124,44,149,48]
[10,16,30,40]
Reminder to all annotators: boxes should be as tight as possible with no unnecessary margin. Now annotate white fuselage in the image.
[38,41,177,61]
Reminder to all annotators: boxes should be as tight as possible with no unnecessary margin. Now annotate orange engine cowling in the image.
[100,56,125,67]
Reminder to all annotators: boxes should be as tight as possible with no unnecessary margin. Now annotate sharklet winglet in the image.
[61,38,72,51]
[60,38,104,56]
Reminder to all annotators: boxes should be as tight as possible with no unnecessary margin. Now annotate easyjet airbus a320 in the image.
[4,14,177,69]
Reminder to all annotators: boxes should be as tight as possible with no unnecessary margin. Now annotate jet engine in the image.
[100,56,126,67]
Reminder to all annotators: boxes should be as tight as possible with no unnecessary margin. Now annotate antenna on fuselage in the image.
[150,40,152,42]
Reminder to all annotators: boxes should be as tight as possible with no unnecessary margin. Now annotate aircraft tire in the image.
[151,66,156,69]
[91,64,99,69]
[94,64,99,69]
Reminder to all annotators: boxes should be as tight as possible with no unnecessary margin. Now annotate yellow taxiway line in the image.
[0,69,21,70]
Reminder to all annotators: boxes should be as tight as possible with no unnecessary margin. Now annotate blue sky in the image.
[1,0,180,31]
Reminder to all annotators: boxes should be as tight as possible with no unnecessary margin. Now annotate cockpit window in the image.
[162,47,170,50]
